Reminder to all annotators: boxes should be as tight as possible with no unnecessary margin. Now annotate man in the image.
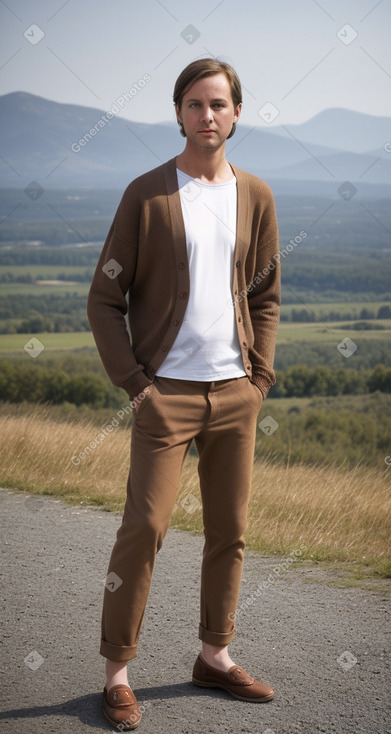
[87,58,280,730]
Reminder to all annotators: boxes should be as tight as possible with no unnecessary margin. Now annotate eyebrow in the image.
[186,97,228,103]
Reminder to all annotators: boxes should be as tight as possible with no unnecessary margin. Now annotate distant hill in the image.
[268,108,391,154]
[0,92,390,190]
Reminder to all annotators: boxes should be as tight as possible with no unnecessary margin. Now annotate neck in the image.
[176,145,233,184]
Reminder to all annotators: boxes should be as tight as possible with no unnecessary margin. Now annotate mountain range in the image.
[0,92,390,193]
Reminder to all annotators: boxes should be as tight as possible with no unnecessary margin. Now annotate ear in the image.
[175,103,182,125]
[233,102,242,124]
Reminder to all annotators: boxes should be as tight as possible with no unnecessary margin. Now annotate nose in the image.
[200,106,213,123]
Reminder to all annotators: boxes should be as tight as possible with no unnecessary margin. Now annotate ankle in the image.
[201,643,235,673]
[105,659,129,690]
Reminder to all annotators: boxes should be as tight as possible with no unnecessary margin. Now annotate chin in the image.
[194,136,223,149]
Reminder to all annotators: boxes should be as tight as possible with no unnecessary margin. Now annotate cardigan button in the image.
[173,319,179,326]
[178,262,185,270]
[236,261,240,267]
[179,291,187,299]
[161,345,168,352]
[242,341,247,347]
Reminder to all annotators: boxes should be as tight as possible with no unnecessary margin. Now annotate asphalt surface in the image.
[0,487,390,734]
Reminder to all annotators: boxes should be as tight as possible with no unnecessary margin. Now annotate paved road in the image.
[0,487,390,734]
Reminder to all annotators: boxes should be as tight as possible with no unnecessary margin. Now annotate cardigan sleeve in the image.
[247,187,281,398]
[87,184,153,402]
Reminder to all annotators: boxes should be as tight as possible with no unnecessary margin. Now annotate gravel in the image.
[0,487,390,734]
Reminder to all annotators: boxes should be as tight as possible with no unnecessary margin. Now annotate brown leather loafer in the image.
[102,684,141,730]
[192,654,274,702]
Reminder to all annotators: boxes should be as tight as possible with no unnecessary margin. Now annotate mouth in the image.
[199,129,215,134]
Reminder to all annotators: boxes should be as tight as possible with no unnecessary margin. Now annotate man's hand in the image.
[132,385,153,414]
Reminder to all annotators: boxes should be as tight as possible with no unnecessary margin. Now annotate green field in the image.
[1,320,391,354]
[0,332,95,352]
[0,282,90,296]
[275,320,391,343]
[0,264,94,278]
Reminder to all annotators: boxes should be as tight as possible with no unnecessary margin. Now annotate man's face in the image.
[176,72,241,152]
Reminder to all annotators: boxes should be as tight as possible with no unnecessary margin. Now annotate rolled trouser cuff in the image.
[198,623,235,647]
[100,638,138,662]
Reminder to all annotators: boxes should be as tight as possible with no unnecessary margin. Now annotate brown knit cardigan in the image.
[87,157,280,401]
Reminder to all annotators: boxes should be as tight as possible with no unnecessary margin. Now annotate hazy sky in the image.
[0,0,390,128]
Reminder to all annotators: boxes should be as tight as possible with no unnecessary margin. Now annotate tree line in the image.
[0,360,390,408]
[0,359,120,408]
[281,305,391,322]
[0,294,89,334]
[270,364,391,398]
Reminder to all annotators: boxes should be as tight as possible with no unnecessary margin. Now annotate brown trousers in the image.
[100,375,263,662]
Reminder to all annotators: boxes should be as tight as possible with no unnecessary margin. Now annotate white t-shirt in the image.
[156,169,246,381]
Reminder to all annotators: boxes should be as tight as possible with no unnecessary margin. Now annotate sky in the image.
[0,0,390,129]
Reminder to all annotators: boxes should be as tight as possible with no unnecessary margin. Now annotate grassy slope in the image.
[0,406,389,576]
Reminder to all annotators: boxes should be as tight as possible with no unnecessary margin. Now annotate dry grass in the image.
[1,406,390,574]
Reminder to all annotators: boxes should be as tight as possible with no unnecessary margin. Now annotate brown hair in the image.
[173,58,242,139]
